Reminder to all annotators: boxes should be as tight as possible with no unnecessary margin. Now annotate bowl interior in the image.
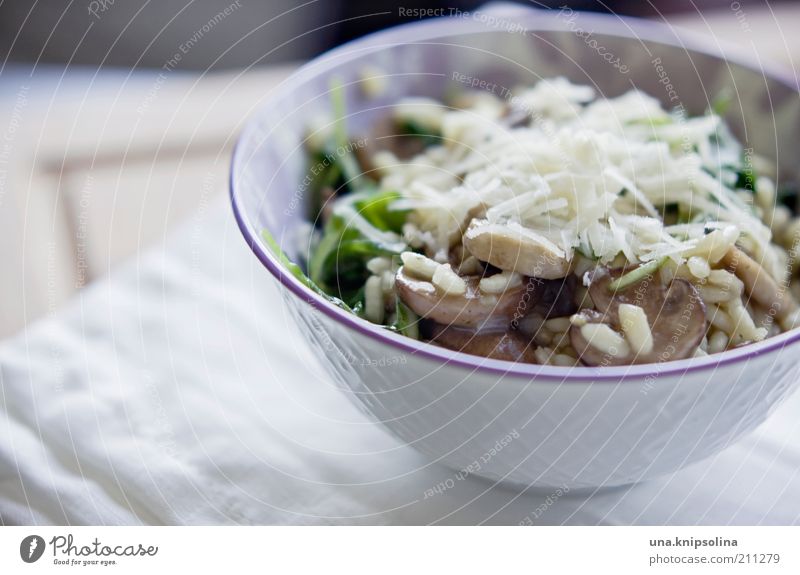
[232,8,800,351]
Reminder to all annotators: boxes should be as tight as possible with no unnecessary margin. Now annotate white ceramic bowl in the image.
[231,4,800,489]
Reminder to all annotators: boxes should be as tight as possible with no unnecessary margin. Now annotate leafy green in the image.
[353,190,409,233]
[308,202,406,301]
[388,298,419,340]
[292,79,417,327]
[260,230,352,311]
[734,161,757,193]
[308,217,353,288]
[306,148,342,222]
[396,119,440,148]
[345,284,366,316]
[306,78,374,221]
[710,89,733,117]
[627,116,673,127]
[329,77,367,189]
[608,257,668,292]
[304,142,364,223]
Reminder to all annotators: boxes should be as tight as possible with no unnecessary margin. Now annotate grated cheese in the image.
[382,78,782,272]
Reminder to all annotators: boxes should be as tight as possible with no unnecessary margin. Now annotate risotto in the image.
[280,77,800,366]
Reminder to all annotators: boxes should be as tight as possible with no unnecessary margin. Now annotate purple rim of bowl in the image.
[230,5,800,382]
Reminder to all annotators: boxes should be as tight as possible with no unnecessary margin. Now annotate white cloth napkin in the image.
[2,197,799,525]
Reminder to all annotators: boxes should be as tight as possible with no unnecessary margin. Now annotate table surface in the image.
[2,6,800,525]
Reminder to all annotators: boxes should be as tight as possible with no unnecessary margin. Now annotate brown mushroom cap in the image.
[395,266,533,330]
[570,267,707,366]
[425,322,537,363]
[722,246,798,320]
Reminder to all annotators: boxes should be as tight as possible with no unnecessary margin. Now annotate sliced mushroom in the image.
[463,219,572,279]
[570,267,706,366]
[721,246,798,320]
[395,266,534,330]
[587,266,662,319]
[424,322,537,363]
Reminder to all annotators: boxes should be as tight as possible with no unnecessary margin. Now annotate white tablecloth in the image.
[2,197,800,525]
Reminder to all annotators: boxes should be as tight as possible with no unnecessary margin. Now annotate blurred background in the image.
[0,1,782,69]
[0,0,795,338]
